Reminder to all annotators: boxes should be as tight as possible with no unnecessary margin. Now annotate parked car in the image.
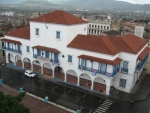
[24,70,36,78]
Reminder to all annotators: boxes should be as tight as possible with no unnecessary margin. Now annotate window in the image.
[123,61,128,69]
[37,49,41,56]
[56,31,60,38]
[68,55,72,63]
[119,78,126,88]
[45,51,49,58]
[35,28,39,35]
[26,46,30,52]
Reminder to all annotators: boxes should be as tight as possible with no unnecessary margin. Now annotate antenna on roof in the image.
[38,5,48,29]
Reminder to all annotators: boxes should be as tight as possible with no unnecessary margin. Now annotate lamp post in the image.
[77,97,81,113]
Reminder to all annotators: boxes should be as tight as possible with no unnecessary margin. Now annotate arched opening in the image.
[7,53,14,64]
[15,55,22,67]
[43,63,52,78]
[32,60,41,73]
[54,66,65,81]
[66,70,77,85]
[93,77,106,93]
[23,57,31,70]
[79,73,92,89]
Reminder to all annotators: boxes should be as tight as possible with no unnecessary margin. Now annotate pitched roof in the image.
[5,26,30,40]
[30,10,87,25]
[32,45,60,53]
[138,47,150,60]
[1,38,22,44]
[67,34,120,55]
[122,34,148,54]
[109,34,148,54]
[78,54,122,66]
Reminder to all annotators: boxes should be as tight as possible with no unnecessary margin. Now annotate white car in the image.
[24,70,36,78]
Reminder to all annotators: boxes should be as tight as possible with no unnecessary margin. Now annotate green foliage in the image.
[0,91,30,113]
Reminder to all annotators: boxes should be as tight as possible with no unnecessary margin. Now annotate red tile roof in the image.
[67,34,120,55]
[1,38,22,44]
[5,26,30,40]
[122,34,148,54]
[68,34,148,55]
[78,54,122,66]
[138,47,150,60]
[30,10,87,25]
[32,45,60,53]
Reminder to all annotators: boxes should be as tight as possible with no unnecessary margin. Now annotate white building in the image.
[134,26,145,38]
[1,12,14,16]
[2,10,150,95]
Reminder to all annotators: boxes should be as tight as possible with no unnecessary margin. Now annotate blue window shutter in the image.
[26,46,30,52]
[45,51,49,58]
[56,31,60,38]
[68,55,72,62]
[123,61,128,69]
[54,53,58,60]
[37,49,41,56]
[36,29,39,35]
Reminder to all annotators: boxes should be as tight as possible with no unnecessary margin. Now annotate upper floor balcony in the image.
[1,38,22,55]
[32,45,60,64]
[135,47,150,71]
[78,55,121,77]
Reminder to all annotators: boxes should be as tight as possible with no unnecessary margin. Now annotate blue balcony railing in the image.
[18,50,22,54]
[121,67,128,74]
[33,54,37,58]
[2,46,6,49]
[50,59,59,64]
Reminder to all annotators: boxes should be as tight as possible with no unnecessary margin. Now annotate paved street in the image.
[0,67,108,113]
[1,66,150,113]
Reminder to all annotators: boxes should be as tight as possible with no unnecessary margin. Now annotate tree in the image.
[0,91,30,113]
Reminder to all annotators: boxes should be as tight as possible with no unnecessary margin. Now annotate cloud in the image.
[116,0,150,4]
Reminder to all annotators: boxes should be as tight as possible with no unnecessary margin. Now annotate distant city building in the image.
[30,12,41,19]
[134,26,144,38]
[1,12,14,16]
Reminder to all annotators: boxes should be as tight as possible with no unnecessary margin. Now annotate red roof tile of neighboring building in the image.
[138,47,150,60]
[1,38,22,44]
[78,54,122,66]
[5,26,30,40]
[30,10,87,25]
[67,34,120,55]
[32,45,60,53]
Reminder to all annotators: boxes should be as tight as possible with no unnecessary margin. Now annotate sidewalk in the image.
[0,85,72,113]
[108,70,150,102]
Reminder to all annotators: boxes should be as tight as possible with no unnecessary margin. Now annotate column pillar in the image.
[91,80,94,90]
[41,67,43,74]
[22,61,24,68]
[31,64,33,71]
[52,70,54,78]
[106,79,112,95]
[77,77,80,86]
[106,86,110,95]
[64,74,66,82]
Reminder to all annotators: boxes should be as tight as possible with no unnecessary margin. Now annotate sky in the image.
[117,0,150,4]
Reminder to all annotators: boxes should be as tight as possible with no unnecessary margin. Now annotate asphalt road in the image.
[0,67,105,113]
[1,67,150,113]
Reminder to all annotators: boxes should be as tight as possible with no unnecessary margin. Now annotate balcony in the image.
[33,54,37,58]
[50,59,59,64]
[121,67,128,74]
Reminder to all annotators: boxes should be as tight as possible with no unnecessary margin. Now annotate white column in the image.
[31,64,33,71]
[106,86,110,95]
[22,61,24,68]
[106,79,112,95]
[64,73,66,82]
[91,81,94,90]
[41,67,43,74]
[14,58,16,65]
[52,70,54,78]
[77,77,80,86]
